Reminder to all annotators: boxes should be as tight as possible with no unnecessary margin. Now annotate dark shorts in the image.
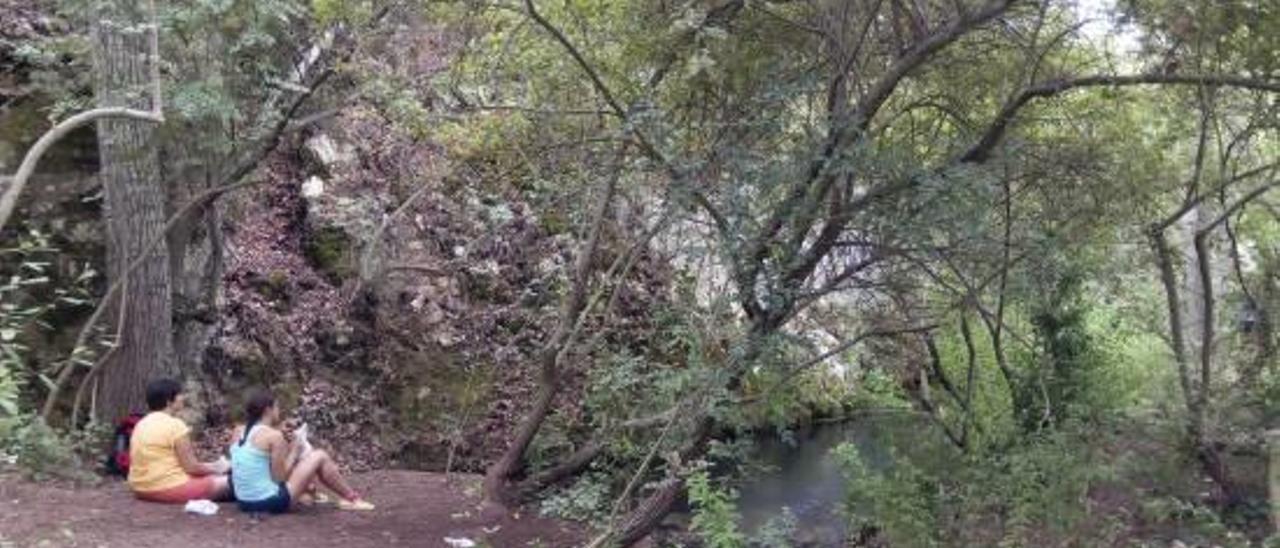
[237,482,291,514]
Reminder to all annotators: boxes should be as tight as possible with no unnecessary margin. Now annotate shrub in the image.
[833,423,1118,547]
[0,416,98,484]
[687,470,746,548]
[539,472,612,522]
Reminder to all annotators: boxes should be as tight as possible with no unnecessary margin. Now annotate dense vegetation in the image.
[1,0,1278,546]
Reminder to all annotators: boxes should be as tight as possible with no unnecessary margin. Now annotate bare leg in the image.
[286,450,358,501]
[210,475,232,502]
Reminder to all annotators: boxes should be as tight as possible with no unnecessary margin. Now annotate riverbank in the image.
[0,470,585,547]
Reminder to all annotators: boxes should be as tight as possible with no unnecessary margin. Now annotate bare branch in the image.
[0,108,164,233]
[1156,161,1279,230]
[41,177,259,420]
[769,323,939,391]
[963,74,1280,163]
[1197,179,1280,235]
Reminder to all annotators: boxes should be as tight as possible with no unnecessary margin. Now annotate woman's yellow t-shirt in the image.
[127,411,191,492]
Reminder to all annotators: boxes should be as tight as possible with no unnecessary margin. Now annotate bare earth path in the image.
[0,471,584,547]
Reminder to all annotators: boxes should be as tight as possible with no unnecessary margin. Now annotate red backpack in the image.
[105,412,145,477]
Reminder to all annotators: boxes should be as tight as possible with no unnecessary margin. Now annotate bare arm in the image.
[174,435,222,476]
[267,430,292,482]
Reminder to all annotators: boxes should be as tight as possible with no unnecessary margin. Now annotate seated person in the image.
[229,388,374,513]
[128,378,231,503]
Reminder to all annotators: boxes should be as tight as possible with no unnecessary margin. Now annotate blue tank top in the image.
[230,425,279,502]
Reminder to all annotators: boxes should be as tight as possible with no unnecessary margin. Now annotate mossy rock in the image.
[304,225,355,283]
[538,209,570,235]
[247,269,293,305]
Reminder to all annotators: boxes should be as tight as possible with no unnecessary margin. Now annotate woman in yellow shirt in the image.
[128,378,231,503]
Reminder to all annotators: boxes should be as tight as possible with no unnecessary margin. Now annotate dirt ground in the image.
[0,470,585,547]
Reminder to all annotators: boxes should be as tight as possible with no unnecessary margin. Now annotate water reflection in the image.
[733,414,929,546]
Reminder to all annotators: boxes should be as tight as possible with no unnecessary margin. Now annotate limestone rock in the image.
[302,133,354,176]
[301,176,325,199]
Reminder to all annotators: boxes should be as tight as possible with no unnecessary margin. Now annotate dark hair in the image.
[145,378,183,411]
[240,388,277,446]
[244,387,276,425]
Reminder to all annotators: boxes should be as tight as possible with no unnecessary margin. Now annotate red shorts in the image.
[134,476,220,503]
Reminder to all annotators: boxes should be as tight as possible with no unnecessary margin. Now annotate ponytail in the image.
[240,388,276,446]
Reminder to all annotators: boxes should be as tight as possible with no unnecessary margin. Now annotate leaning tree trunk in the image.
[483,146,623,505]
[92,15,174,419]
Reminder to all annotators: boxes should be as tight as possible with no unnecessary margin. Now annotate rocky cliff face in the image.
[202,98,591,471]
[2,5,674,474]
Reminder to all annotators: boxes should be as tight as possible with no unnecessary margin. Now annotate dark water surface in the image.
[731,414,927,545]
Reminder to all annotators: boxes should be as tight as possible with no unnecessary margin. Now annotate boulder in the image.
[302,133,354,177]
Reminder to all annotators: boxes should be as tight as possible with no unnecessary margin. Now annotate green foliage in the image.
[0,232,110,484]
[0,366,20,418]
[0,416,97,484]
[1140,496,1255,548]
[0,230,96,410]
[538,472,612,522]
[686,470,746,548]
[833,442,938,548]
[834,423,1121,547]
[1028,267,1107,425]
[311,0,372,26]
[752,507,796,548]
[845,368,912,412]
[303,226,354,282]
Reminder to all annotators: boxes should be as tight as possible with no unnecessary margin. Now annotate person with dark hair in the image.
[229,387,374,513]
[128,378,231,503]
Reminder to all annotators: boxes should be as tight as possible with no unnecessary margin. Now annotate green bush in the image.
[833,442,939,548]
[0,416,98,484]
[687,470,746,548]
[538,472,612,522]
[752,507,797,548]
[833,424,1118,547]
[0,230,102,484]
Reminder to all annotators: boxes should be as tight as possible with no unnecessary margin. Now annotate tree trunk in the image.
[616,478,684,547]
[92,16,174,419]
[483,147,623,505]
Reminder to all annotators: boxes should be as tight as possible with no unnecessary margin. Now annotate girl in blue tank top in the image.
[229,388,375,513]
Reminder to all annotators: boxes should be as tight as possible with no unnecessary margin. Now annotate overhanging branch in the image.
[962,74,1280,164]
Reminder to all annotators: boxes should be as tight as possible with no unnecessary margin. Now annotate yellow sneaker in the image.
[337,498,375,511]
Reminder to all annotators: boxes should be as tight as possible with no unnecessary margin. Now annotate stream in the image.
[727,414,929,546]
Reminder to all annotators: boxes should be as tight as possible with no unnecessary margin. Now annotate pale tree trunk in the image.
[92,15,174,419]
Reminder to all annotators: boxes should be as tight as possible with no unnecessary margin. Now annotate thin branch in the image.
[758,323,939,398]
[355,179,436,292]
[523,0,625,117]
[963,74,1280,163]
[1197,179,1280,235]
[1,0,166,234]
[1149,229,1197,422]
[41,178,259,420]
[1155,161,1279,231]
[70,277,129,426]
[520,0,732,240]
[1192,231,1214,427]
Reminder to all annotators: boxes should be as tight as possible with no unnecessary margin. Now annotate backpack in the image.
[104,412,145,477]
